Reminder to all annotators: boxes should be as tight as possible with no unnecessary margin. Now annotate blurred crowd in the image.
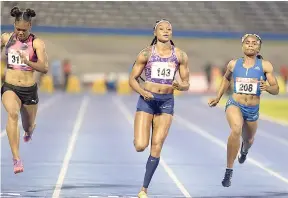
[1,58,287,93]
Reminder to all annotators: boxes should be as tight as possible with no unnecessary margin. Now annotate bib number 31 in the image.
[8,53,28,66]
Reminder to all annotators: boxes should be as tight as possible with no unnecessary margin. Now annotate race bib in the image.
[235,77,258,94]
[151,62,175,80]
[7,52,28,66]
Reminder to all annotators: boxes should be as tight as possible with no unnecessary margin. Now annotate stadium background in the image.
[1,1,288,95]
[1,1,288,198]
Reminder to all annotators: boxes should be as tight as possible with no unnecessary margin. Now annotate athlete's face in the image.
[154,21,172,43]
[242,35,261,56]
[14,20,31,41]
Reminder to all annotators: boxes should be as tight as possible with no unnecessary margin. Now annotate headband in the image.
[241,33,262,44]
[154,19,172,30]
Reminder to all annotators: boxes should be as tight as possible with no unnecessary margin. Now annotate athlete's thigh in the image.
[134,111,154,146]
[20,104,38,129]
[225,105,244,131]
[242,120,258,140]
[2,90,22,115]
[151,113,173,144]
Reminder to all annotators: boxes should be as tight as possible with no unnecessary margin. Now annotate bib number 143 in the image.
[157,68,171,78]
[151,62,175,80]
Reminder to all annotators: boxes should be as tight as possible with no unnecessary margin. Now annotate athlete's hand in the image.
[259,76,267,91]
[17,50,28,64]
[172,80,182,91]
[208,97,220,107]
[141,90,154,100]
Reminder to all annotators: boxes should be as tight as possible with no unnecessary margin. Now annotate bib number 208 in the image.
[239,84,253,92]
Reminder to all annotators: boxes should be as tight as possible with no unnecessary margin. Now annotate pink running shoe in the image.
[23,133,33,142]
[13,159,24,174]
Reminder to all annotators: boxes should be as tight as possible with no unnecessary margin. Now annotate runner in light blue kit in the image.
[129,19,190,198]
[226,57,265,122]
[208,34,279,187]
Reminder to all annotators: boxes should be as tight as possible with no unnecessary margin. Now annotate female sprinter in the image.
[129,19,190,198]
[208,34,279,187]
[1,7,48,174]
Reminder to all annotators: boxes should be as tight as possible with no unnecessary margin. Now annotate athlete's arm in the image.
[1,33,10,52]
[129,47,150,95]
[1,36,5,51]
[216,59,235,100]
[177,49,190,91]
[1,33,10,78]
[23,38,48,74]
[1,33,10,83]
[262,60,279,95]
[1,33,7,51]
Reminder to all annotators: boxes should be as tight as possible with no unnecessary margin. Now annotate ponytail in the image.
[150,36,157,46]
[257,54,263,59]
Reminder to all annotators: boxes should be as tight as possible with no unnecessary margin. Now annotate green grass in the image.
[259,99,288,122]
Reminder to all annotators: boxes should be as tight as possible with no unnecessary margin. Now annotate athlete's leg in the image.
[226,105,244,168]
[20,84,39,142]
[150,113,172,157]
[222,105,243,187]
[20,103,38,142]
[238,120,258,164]
[140,113,173,194]
[2,90,24,173]
[134,95,154,152]
[134,111,153,152]
[2,91,22,159]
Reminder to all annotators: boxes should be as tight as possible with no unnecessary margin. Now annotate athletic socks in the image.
[143,155,160,188]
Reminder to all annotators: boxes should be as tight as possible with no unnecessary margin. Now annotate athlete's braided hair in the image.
[150,36,174,46]
[151,19,175,46]
[10,7,36,22]
[242,33,263,59]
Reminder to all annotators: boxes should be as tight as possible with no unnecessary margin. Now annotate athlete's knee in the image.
[135,145,147,152]
[7,109,19,121]
[230,123,242,138]
[151,138,164,153]
[134,140,148,152]
[244,137,254,145]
